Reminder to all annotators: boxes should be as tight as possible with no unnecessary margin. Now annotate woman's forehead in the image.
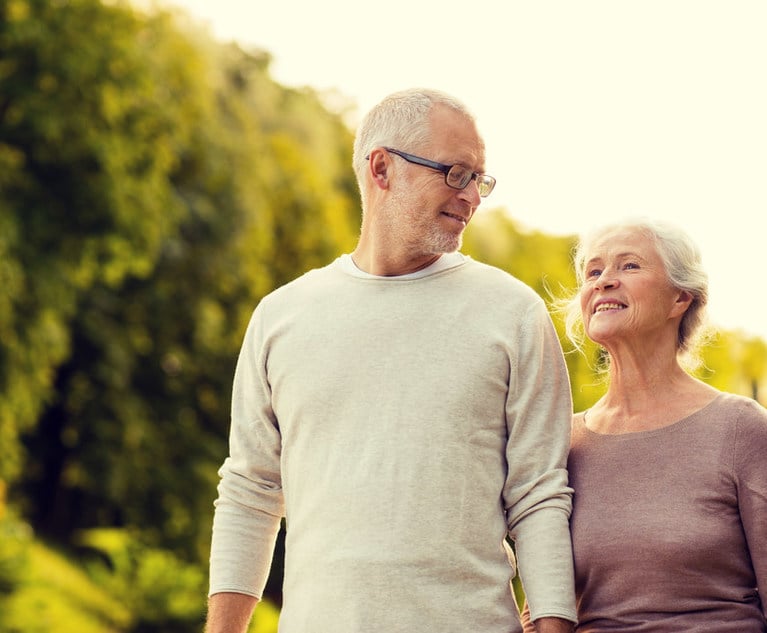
[586,227,656,257]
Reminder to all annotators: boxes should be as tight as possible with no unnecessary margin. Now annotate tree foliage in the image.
[0,0,197,482]
[4,0,359,565]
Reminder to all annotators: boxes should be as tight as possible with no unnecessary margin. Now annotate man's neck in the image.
[350,247,442,277]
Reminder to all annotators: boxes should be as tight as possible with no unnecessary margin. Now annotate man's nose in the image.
[458,179,482,207]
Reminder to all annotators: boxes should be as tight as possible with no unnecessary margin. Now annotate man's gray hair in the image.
[352,88,477,195]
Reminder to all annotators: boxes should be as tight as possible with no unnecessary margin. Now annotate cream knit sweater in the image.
[209,254,576,632]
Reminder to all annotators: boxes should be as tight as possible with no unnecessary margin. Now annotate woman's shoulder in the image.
[713,394,767,485]
[712,392,767,425]
[706,393,767,467]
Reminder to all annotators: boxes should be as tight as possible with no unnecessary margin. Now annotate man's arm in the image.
[534,616,575,633]
[208,306,284,608]
[205,592,258,633]
[505,300,577,625]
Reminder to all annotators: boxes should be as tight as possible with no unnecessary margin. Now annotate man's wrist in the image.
[534,616,575,633]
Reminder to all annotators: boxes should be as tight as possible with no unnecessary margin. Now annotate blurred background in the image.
[160,0,767,343]
[0,2,764,631]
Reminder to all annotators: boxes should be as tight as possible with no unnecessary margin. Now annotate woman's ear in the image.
[670,290,694,318]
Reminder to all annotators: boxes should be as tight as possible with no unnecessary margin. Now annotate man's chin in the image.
[434,235,463,255]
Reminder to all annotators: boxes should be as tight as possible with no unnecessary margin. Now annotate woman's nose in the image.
[595,271,619,290]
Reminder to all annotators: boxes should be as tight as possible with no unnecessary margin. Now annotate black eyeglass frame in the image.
[374,147,496,198]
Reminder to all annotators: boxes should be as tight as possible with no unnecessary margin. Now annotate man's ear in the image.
[367,148,390,190]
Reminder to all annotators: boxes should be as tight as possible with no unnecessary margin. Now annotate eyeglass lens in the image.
[445,166,494,197]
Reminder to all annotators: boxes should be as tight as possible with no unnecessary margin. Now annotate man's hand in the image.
[534,616,576,633]
[205,592,259,633]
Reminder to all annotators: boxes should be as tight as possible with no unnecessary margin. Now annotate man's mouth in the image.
[441,211,467,226]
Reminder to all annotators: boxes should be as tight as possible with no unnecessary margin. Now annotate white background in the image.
[154,0,767,340]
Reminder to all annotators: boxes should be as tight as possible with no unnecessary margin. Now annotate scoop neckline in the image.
[580,392,724,438]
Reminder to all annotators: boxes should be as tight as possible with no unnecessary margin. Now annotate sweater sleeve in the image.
[208,305,285,598]
[733,397,767,620]
[504,299,576,624]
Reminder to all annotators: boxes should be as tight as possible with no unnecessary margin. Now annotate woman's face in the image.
[579,228,687,348]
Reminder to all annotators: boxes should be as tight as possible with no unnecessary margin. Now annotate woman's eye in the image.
[624,262,639,270]
[586,268,602,278]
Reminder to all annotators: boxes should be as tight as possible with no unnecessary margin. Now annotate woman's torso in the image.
[569,392,767,632]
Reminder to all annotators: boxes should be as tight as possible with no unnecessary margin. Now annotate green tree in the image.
[0,0,198,485]
[700,330,767,405]
[6,0,360,576]
[2,0,361,626]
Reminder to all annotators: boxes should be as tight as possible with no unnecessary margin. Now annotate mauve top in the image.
[568,392,767,632]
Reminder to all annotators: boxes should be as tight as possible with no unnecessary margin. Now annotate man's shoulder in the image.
[460,257,543,302]
[256,259,344,311]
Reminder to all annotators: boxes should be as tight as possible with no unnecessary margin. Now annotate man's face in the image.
[383,106,487,257]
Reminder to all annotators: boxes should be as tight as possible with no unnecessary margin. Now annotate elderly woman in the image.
[559,219,767,632]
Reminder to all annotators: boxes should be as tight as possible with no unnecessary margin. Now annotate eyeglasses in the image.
[378,147,496,198]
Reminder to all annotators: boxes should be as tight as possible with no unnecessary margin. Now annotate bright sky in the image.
[158,0,766,341]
